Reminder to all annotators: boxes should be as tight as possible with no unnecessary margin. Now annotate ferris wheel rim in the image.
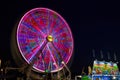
[17,7,74,72]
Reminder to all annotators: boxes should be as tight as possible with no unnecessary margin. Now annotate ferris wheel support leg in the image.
[24,40,48,79]
[62,61,71,80]
[30,40,48,65]
[51,42,71,80]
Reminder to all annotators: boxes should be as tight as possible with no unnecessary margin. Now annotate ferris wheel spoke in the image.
[54,38,73,50]
[30,14,47,36]
[49,20,56,34]
[50,42,64,63]
[54,35,70,47]
[51,20,64,35]
[56,43,68,52]
[46,10,50,35]
[47,44,59,69]
[55,44,69,59]
[52,28,63,37]
[40,51,47,71]
[53,39,71,55]
[53,31,68,40]
[27,45,41,62]
[29,40,48,64]
[34,46,48,71]
[47,57,52,71]
[49,15,60,34]
[22,21,45,38]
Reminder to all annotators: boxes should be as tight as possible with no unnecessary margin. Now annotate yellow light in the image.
[47,35,53,42]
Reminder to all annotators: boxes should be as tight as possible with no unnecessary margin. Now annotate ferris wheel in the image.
[16,8,74,73]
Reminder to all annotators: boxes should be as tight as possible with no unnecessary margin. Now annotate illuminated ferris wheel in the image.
[16,8,74,73]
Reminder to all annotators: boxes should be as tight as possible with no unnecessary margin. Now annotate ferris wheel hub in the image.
[47,35,53,42]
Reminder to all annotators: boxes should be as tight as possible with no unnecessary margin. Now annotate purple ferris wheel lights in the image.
[17,8,74,72]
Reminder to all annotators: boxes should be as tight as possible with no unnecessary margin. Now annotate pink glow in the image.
[17,7,74,73]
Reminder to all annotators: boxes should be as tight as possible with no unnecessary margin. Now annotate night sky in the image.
[0,0,120,76]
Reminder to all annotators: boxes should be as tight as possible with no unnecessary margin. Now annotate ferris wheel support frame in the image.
[24,39,71,80]
[51,42,71,80]
[12,7,74,79]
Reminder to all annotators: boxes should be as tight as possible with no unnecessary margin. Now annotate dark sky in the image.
[0,0,120,76]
